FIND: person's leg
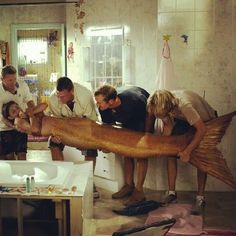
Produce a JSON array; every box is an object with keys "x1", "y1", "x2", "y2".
[
  {"x1": 167, "y1": 157, "x2": 178, "y2": 191},
  {"x1": 3, "y1": 153, "x2": 15, "y2": 160},
  {"x1": 163, "y1": 157, "x2": 178, "y2": 203},
  {"x1": 164, "y1": 119, "x2": 191, "y2": 203},
  {"x1": 191, "y1": 169, "x2": 207, "y2": 215},
  {"x1": 124, "y1": 157, "x2": 135, "y2": 186},
  {"x1": 197, "y1": 169, "x2": 207, "y2": 196},
  {"x1": 82, "y1": 149, "x2": 98, "y2": 172},
  {"x1": 17, "y1": 152, "x2": 26, "y2": 160},
  {"x1": 14, "y1": 130, "x2": 27, "y2": 160},
  {"x1": 0, "y1": 131, "x2": 16, "y2": 160},
  {"x1": 50, "y1": 147, "x2": 64, "y2": 161},
  {"x1": 83, "y1": 149, "x2": 99, "y2": 198},
  {"x1": 135, "y1": 158, "x2": 148, "y2": 191},
  {"x1": 124, "y1": 158, "x2": 148, "y2": 206},
  {"x1": 112, "y1": 157, "x2": 135, "y2": 199},
  {"x1": 48, "y1": 137, "x2": 64, "y2": 161}
]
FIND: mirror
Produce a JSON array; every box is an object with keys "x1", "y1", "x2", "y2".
[{"x1": 11, "y1": 23, "x2": 66, "y2": 104}]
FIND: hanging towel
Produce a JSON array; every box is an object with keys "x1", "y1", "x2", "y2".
[{"x1": 155, "y1": 41, "x2": 178, "y2": 91}]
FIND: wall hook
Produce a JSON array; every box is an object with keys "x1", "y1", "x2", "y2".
[
  {"x1": 163, "y1": 35, "x2": 171, "y2": 42},
  {"x1": 181, "y1": 34, "x2": 188, "y2": 44}
]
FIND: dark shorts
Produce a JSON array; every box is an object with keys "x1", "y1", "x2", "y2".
[
  {"x1": 171, "y1": 111, "x2": 218, "y2": 136},
  {"x1": 48, "y1": 136, "x2": 97, "y2": 158},
  {"x1": 171, "y1": 118, "x2": 193, "y2": 136},
  {"x1": 0, "y1": 130, "x2": 27, "y2": 155}
]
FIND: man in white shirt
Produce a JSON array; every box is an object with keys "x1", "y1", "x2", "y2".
[
  {"x1": 48, "y1": 76, "x2": 99, "y2": 196},
  {"x1": 0, "y1": 65, "x2": 35, "y2": 160}
]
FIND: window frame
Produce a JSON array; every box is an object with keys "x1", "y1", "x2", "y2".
[{"x1": 88, "y1": 26, "x2": 124, "y2": 90}]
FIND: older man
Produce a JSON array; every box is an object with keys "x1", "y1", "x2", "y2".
[{"x1": 0, "y1": 65, "x2": 35, "y2": 160}]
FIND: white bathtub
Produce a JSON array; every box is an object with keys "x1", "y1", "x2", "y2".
[{"x1": 0, "y1": 161, "x2": 74, "y2": 187}]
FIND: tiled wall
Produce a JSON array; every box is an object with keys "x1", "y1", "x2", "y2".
[
  {"x1": 65, "y1": 0, "x2": 157, "y2": 92},
  {"x1": 0, "y1": 5, "x2": 65, "y2": 99},
  {"x1": 0, "y1": 5, "x2": 65, "y2": 43},
  {"x1": 145, "y1": 0, "x2": 236, "y2": 191}
]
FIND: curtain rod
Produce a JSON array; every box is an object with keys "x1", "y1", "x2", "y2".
[{"x1": 0, "y1": 1, "x2": 77, "y2": 6}]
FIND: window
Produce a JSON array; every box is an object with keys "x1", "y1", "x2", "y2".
[
  {"x1": 88, "y1": 27, "x2": 123, "y2": 90},
  {"x1": 18, "y1": 38, "x2": 48, "y2": 65}
]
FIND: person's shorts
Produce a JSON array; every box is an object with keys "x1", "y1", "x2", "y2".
[
  {"x1": 0, "y1": 130, "x2": 27, "y2": 155},
  {"x1": 171, "y1": 118, "x2": 192, "y2": 136},
  {"x1": 48, "y1": 136, "x2": 97, "y2": 158}
]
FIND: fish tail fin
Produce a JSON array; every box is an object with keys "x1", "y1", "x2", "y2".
[{"x1": 190, "y1": 111, "x2": 236, "y2": 189}]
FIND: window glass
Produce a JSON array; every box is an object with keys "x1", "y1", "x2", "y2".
[
  {"x1": 18, "y1": 38, "x2": 48, "y2": 64},
  {"x1": 89, "y1": 27, "x2": 123, "y2": 90}
]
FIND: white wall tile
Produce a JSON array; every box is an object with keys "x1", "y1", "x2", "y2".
[
  {"x1": 175, "y1": 12, "x2": 195, "y2": 30},
  {"x1": 176, "y1": 0, "x2": 194, "y2": 11},
  {"x1": 195, "y1": 0, "x2": 214, "y2": 11},
  {"x1": 195, "y1": 30, "x2": 214, "y2": 49},
  {"x1": 158, "y1": 0, "x2": 176, "y2": 13},
  {"x1": 195, "y1": 11, "x2": 213, "y2": 30}
]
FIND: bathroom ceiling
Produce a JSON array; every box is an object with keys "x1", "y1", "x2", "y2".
[{"x1": 0, "y1": 0, "x2": 77, "y2": 6}]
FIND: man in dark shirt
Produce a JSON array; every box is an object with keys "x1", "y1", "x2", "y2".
[{"x1": 95, "y1": 85, "x2": 149, "y2": 206}]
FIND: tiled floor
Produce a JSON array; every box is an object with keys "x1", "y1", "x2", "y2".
[
  {"x1": 88, "y1": 188, "x2": 236, "y2": 235},
  {"x1": 2, "y1": 187, "x2": 236, "y2": 235},
  {"x1": 26, "y1": 149, "x2": 236, "y2": 231},
  {"x1": 2, "y1": 148, "x2": 236, "y2": 235}
]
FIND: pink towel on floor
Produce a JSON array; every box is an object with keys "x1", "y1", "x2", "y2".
[
  {"x1": 146, "y1": 204, "x2": 203, "y2": 235},
  {"x1": 167, "y1": 215, "x2": 203, "y2": 235},
  {"x1": 146, "y1": 204, "x2": 192, "y2": 224}
]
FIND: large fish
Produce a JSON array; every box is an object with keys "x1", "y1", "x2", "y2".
[{"x1": 36, "y1": 111, "x2": 236, "y2": 189}]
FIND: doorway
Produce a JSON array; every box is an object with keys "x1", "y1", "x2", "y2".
[{"x1": 11, "y1": 23, "x2": 66, "y2": 104}]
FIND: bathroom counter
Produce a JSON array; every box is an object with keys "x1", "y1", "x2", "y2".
[{"x1": 0, "y1": 161, "x2": 93, "y2": 236}]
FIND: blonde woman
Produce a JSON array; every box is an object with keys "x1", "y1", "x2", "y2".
[{"x1": 146, "y1": 89, "x2": 217, "y2": 214}]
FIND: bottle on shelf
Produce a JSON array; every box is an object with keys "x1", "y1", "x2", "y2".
[
  {"x1": 31, "y1": 176, "x2": 35, "y2": 191},
  {"x1": 26, "y1": 177, "x2": 31, "y2": 193}
]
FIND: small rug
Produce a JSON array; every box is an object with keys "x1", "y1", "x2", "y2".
[{"x1": 146, "y1": 204, "x2": 203, "y2": 235}]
